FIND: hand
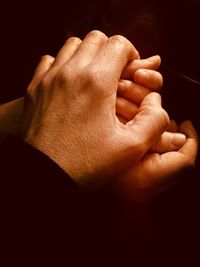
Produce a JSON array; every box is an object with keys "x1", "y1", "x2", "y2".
[
  {"x1": 114, "y1": 59, "x2": 199, "y2": 201},
  {"x1": 20, "y1": 30, "x2": 169, "y2": 188},
  {"x1": 114, "y1": 120, "x2": 198, "y2": 201},
  {"x1": 0, "y1": 38, "x2": 162, "y2": 140},
  {"x1": 0, "y1": 55, "x2": 54, "y2": 140},
  {"x1": 117, "y1": 56, "x2": 187, "y2": 153},
  {"x1": 117, "y1": 56, "x2": 163, "y2": 123},
  {"x1": 0, "y1": 54, "x2": 160, "y2": 138}
]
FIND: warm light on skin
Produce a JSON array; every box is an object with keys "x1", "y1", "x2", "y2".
[
  {"x1": 0, "y1": 33, "x2": 198, "y2": 200},
  {"x1": 0, "y1": 56, "x2": 161, "y2": 140},
  {"x1": 0, "y1": 97, "x2": 24, "y2": 139}
]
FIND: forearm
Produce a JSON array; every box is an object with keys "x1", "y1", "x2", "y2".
[{"x1": 0, "y1": 97, "x2": 24, "y2": 141}]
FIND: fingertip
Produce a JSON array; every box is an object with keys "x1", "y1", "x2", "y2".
[
  {"x1": 147, "y1": 55, "x2": 161, "y2": 65},
  {"x1": 150, "y1": 131, "x2": 186, "y2": 153},
  {"x1": 155, "y1": 54, "x2": 161, "y2": 64},
  {"x1": 171, "y1": 133, "x2": 187, "y2": 147},
  {"x1": 143, "y1": 91, "x2": 161, "y2": 104},
  {"x1": 178, "y1": 120, "x2": 199, "y2": 166},
  {"x1": 31, "y1": 54, "x2": 55, "y2": 86},
  {"x1": 122, "y1": 55, "x2": 161, "y2": 80},
  {"x1": 179, "y1": 120, "x2": 199, "y2": 140},
  {"x1": 134, "y1": 69, "x2": 163, "y2": 91},
  {"x1": 40, "y1": 55, "x2": 54, "y2": 64},
  {"x1": 180, "y1": 120, "x2": 193, "y2": 128}
]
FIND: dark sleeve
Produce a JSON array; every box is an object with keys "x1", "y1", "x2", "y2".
[
  {"x1": 0, "y1": 135, "x2": 103, "y2": 266},
  {"x1": 0, "y1": 134, "x2": 79, "y2": 192}
]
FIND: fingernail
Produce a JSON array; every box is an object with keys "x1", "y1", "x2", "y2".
[{"x1": 172, "y1": 133, "x2": 186, "y2": 146}]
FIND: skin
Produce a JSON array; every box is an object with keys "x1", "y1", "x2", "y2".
[
  {"x1": 0, "y1": 56, "x2": 161, "y2": 138},
  {"x1": 18, "y1": 30, "x2": 172, "y2": 189},
  {"x1": 0, "y1": 56, "x2": 185, "y2": 153},
  {"x1": 0, "y1": 98, "x2": 24, "y2": 141},
  {"x1": 0, "y1": 31, "x2": 198, "y2": 199},
  {"x1": 115, "y1": 66, "x2": 199, "y2": 201},
  {"x1": 114, "y1": 120, "x2": 199, "y2": 201}
]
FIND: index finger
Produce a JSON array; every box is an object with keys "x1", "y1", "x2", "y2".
[
  {"x1": 178, "y1": 120, "x2": 199, "y2": 164},
  {"x1": 150, "y1": 120, "x2": 198, "y2": 183},
  {"x1": 121, "y1": 55, "x2": 161, "y2": 80}
]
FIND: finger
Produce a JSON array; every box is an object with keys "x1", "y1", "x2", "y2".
[
  {"x1": 167, "y1": 120, "x2": 178, "y2": 132},
  {"x1": 121, "y1": 55, "x2": 161, "y2": 80},
  {"x1": 23, "y1": 55, "x2": 54, "y2": 137},
  {"x1": 118, "y1": 79, "x2": 151, "y2": 105},
  {"x1": 116, "y1": 97, "x2": 139, "y2": 121},
  {"x1": 134, "y1": 69, "x2": 163, "y2": 91},
  {"x1": 148, "y1": 121, "x2": 198, "y2": 184},
  {"x1": 178, "y1": 120, "x2": 199, "y2": 163},
  {"x1": 53, "y1": 37, "x2": 82, "y2": 68},
  {"x1": 116, "y1": 121, "x2": 198, "y2": 200},
  {"x1": 127, "y1": 92, "x2": 170, "y2": 153},
  {"x1": 117, "y1": 114, "x2": 128, "y2": 124},
  {"x1": 92, "y1": 35, "x2": 139, "y2": 85},
  {"x1": 67, "y1": 31, "x2": 108, "y2": 68},
  {"x1": 32, "y1": 55, "x2": 54, "y2": 83},
  {"x1": 28, "y1": 55, "x2": 54, "y2": 91},
  {"x1": 150, "y1": 131, "x2": 186, "y2": 153}
]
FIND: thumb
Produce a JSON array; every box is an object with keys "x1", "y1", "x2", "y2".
[
  {"x1": 127, "y1": 92, "x2": 170, "y2": 155},
  {"x1": 150, "y1": 131, "x2": 186, "y2": 153}
]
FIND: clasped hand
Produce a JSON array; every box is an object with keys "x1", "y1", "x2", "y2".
[{"x1": 1, "y1": 30, "x2": 198, "y2": 200}]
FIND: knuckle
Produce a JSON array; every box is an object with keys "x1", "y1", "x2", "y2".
[
  {"x1": 160, "y1": 108, "x2": 170, "y2": 126},
  {"x1": 82, "y1": 66, "x2": 98, "y2": 84},
  {"x1": 153, "y1": 107, "x2": 170, "y2": 127},
  {"x1": 55, "y1": 66, "x2": 72, "y2": 86},
  {"x1": 40, "y1": 54, "x2": 54, "y2": 63},
  {"x1": 80, "y1": 65, "x2": 105, "y2": 93},
  {"x1": 87, "y1": 63, "x2": 103, "y2": 78},
  {"x1": 86, "y1": 30, "x2": 107, "y2": 40},
  {"x1": 109, "y1": 35, "x2": 136, "y2": 58},
  {"x1": 118, "y1": 80, "x2": 128, "y2": 93},
  {"x1": 40, "y1": 75, "x2": 50, "y2": 90},
  {"x1": 109, "y1": 35, "x2": 129, "y2": 47},
  {"x1": 134, "y1": 50, "x2": 140, "y2": 59},
  {"x1": 66, "y1": 36, "x2": 82, "y2": 46}
]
